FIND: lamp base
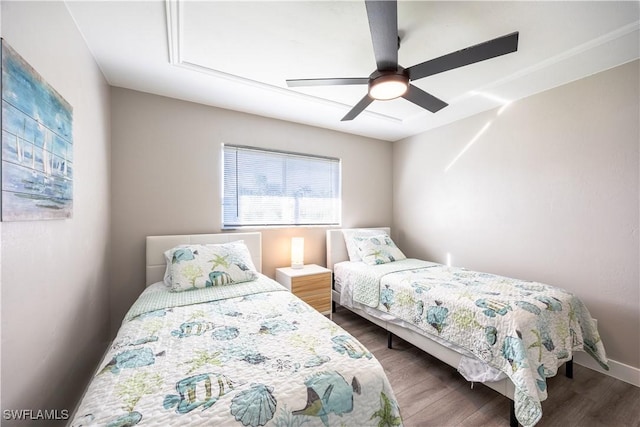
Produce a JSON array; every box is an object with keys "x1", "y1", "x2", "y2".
[{"x1": 291, "y1": 262, "x2": 304, "y2": 269}]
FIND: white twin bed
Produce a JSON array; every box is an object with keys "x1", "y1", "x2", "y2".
[
  {"x1": 326, "y1": 228, "x2": 609, "y2": 427},
  {"x1": 70, "y1": 229, "x2": 607, "y2": 427},
  {"x1": 70, "y1": 232, "x2": 402, "y2": 427}
]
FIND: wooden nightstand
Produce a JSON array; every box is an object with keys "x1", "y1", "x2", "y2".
[{"x1": 275, "y1": 264, "x2": 332, "y2": 316}]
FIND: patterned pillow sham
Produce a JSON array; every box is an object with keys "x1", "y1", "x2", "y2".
[
  {"x1": 164, "y1": 241, "x2": 258, "y2": 292},
  {"x1": 342, "y1": 228, "x2": 389, "y2": 262},
  {"x1": 353, "y1": 234, "x2": 406, "y2": 265}
]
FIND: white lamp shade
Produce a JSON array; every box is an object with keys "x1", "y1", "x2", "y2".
[
  {"x1": 368, "y1": 74, "x2": 409, "y2": 100},
  {"x1": 291, "y1": 237, "x2": 304, "y2": 269}
]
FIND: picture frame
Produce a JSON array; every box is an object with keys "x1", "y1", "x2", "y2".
[{"x1": 1, "y1": 39, "x2": 74, "y2": 221}]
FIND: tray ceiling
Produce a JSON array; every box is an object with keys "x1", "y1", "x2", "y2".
[{"x1": 66, "y1": 1, "x2": 639, "y2": 141}]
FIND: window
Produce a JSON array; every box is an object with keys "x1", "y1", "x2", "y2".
[{"x1": 222, "y1": 145, "x2": 341, "y2": 228}]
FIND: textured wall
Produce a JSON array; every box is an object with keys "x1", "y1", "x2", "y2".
[
  {"x1": 1, "y1": 0, "x2": 111, "y2": 420},
  {"x1": 109, "y1": 88, "x2": 392, "y2": 335},
  {"x1": 393, "y1": 60, "x2": 639, "y2": 370}
]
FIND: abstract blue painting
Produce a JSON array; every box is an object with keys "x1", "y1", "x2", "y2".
[{"x1": 1, "y1": 40, "x2": 73, "y2": 220}]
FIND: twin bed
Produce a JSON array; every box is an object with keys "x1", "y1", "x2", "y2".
[
  {"x1": 70, "y1": 232, "x2": 402, "y2": 427},
  {"x1": 71, "y1": 229, "x2": 608, "y2": 427},
  {"x1": 327, "y1": 228, "x2": 609, "y2": 427}
]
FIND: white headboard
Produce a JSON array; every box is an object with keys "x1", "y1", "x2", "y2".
[
  {"x1": 326, "y1": 227, "x2": 390, "y2": 271},
  {"x1": 145, "y1": 232, "x2": 262, "y2": 286}
]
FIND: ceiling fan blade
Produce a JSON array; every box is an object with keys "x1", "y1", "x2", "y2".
[
  {"x1": 402, "y1": 84, "x2": 448, "y2": 113},
  {"x1": 365, "y1": 0, "x2": 399, "y2": 72},
  {"x1": 341, "y1": 94, "x2": 374, "y2": 121},
  {"x1": 407, "y1": 32, "x2": 519, "y2": 81},
  {"x1": 286, "y1": 77, "x2": 369, "y2": 87}
]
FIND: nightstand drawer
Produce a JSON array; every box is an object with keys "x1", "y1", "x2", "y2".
[
  {"x1": 275, "y1": 265, "x2": 332, "y2": 315},
  {"x1": 293, "y1": 273, "x2": 331, "y2": 313},
  {"x1": 291, "y1": 272, "x2": 331, "y2": 293}
]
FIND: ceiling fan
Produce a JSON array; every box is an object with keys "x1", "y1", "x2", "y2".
[{"x1": 286, "y1": 0, "x2": 519, "y2": 121}]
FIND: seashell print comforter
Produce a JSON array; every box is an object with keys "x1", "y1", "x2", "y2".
[
  {"x1": 338, "y1": 258, "x2": 608, "y2": 427},
  {"x1": 70, "y1": 274, "x2": 402, "y2": 427}
]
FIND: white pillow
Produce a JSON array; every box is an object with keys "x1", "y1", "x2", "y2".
[
  {"x1": 353, "y1": 234, "x2": 406, "y2": 265},
  {"x1": 163, "y1": 241, "x2": 258, "y2": 292},
  {"x1": 342, "y1": 229, "x2": 389, "y2": 262}
]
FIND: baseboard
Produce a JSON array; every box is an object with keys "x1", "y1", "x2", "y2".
[{"x1": 573, "y1": 352, "x2": 640, "y2": 387}]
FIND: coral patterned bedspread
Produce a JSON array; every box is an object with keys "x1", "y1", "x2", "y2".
[
  {"x1": 338, "y1": 259, "x2": 608, "y2": 427},
  {"x1": 70, "y1": 275, "x2": 402, "y2": 427}
]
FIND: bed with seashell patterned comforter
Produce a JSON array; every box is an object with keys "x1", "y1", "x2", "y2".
[
  {"x1": 335, "y1": 258, "x2": 608, "y2": 427},
  {"x1": 70, "y1": 275, "x2": 402, "y2": 427}
]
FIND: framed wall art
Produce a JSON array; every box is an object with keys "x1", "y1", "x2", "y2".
[{"x1": 1, "y1": 39, "x2": 73, "y2": 221}]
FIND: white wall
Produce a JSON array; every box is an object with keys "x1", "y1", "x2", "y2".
[
  {"x1": 0, "y1": 1, "x2": 3, "y2": 411},
  {"x1": 1, "y1": 1, "x2": 111, "y2": 419},
  {"x1": 109, "y1": 87, "x2": 392, "y2": 335},
  {"x1": 393, "y1": 60, "x2": 639, "y2": 373}
]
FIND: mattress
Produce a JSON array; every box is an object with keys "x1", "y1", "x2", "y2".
[
  {"x1": 70, "y1": 275, "x2": 402, "y2": 427},
  {"x1": 334, "y1": 259, "x2": 608, "y2": 427},
  {"x1": 336, "y1": 260, "x2": 484, "y2": 358}
]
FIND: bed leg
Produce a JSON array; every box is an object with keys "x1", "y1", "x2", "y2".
[
  {"x1": 510, "y1": 400, "x2": 518, "y2": 427},
  {"x1": 387, "y1": 332, "x2": 393, "y2": 349},
  {"x1": 566, "y1": 358, "x2": 573, "y2": 379}
]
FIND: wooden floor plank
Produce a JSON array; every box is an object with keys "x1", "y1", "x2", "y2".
[
  {"x1": 461, "y1": 393, "x2": 511, "y2": 427},
  {"x1": 332, "y1": 306, "x2": 640, "y2": 427}
]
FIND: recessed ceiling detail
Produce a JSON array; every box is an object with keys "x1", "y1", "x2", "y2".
[
  {"x1": 164, "y1": 0, "x2": 405, "y2": 123},
  {"x1": 66, "y1": 0, "x2": 640, "y2": 141}
]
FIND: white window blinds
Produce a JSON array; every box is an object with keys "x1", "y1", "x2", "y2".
[{"x1": 222, "y1": 145, "x2": 341, "y2": 228}]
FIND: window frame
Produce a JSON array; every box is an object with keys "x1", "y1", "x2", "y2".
[{"x1": 221, "y1": 144, "x2": 342, "y2": 229}]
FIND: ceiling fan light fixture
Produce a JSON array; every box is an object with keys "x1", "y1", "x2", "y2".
[
  {"x1": 286, "y1": 1, "x2": 519, "y2": 121},
  {"x1": 368, "y1": 73, "x2": 409, "y2": 100}
]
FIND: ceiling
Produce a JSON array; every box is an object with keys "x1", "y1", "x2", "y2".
[{"x1": 65, "y1": 1, "x2": 639, "y2": 142}]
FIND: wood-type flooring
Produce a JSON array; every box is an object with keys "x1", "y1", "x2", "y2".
[{"x1": 331, "y1": 306, "x2": 640, "y2": 427}]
